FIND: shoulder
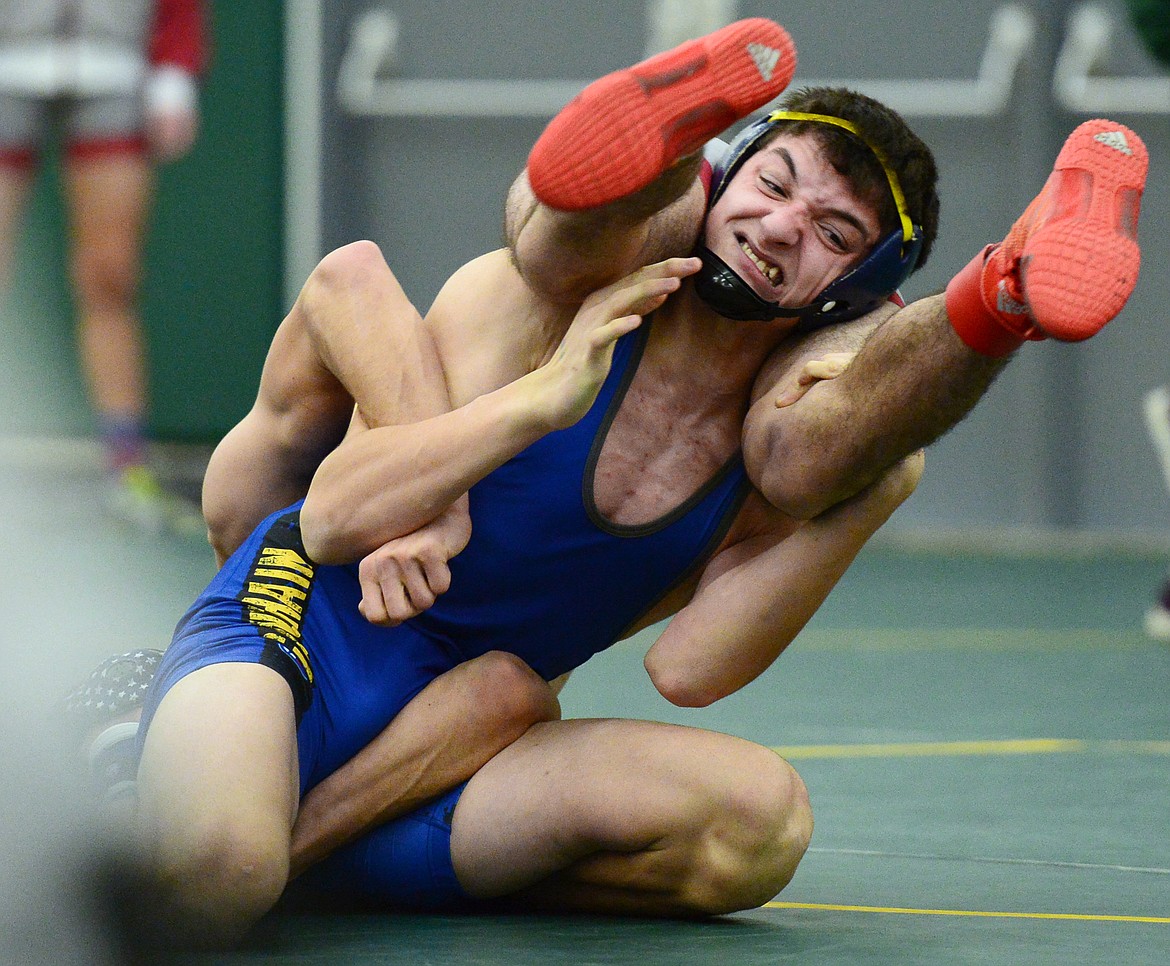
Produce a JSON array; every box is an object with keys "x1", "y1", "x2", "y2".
[{"x1": 426, "y1": 249, "x2": 574, "y2": 404}]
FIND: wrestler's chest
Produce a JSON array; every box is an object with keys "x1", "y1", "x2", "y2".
[{"x1": 591, "y1": 388, "x2": 740, "y2": 526}]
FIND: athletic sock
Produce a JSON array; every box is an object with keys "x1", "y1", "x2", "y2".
[
  {"x1": 527, "y1": 18, "x2": 796, "y2": 211},
  {"x1": 99, "y1": 413, "x2": 149, "y2": 474},
  {"x1": 945, "y1": 119, "x2": 1147, "y2": 357}
]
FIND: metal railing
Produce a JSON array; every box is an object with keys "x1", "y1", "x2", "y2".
[{"x1": 337, "y1": 4, "x2": 1037, "y2": 120}]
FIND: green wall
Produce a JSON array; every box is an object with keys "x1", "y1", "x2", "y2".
[{"x1": 145, "y1": 0, "x2": 285, "y2": 442}]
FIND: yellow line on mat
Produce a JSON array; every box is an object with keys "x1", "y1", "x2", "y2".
[
  {"x1": 766, "y1": 902, "x2": 1170, "y2": 924},
  {"x1": 771, "y1": 739, "x2": 1170, "y2": 759}
]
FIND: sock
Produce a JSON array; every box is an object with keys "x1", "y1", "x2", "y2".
[{"x1": 99, "y1": 414, "x2": 148, "y2": 473}]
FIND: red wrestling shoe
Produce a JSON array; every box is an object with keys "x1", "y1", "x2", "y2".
[
  {"x1": 528, "y1": 18, "x2": 796, "y2": 211},
  {"x1": 947, "y1": 119, "x2": 1148, "y2": 356}
]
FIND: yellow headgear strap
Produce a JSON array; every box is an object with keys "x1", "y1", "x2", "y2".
[{"x1": 766, "y1": 110, "x2": 917, "y2": 244}]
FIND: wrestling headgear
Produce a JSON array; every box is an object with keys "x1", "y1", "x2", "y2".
[{"x1": 694, "y1": 110, "x2": 923, "y2": 329}]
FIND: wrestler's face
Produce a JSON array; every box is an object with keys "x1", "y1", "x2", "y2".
[{"x1": 703, "y1": 132, "x2": 882, "y2": 311}]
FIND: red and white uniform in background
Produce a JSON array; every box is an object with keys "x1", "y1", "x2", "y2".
[{"x1": 0, "y1": 0, "x2": 208, "y2": 117}]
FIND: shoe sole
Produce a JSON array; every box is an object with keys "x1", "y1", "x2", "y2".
[
  {"x1": 528, "y1": 18, "x2": 796, "y2": 211},
  {"x1": 1022, "y1": 119, "x2": 1148, "y2": 340}
]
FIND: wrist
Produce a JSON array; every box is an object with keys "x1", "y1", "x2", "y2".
[{"x1": 508, "y1": 366, "x2": 572, "y2": 434}]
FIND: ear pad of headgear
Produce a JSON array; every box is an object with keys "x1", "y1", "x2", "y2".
[{"x1": 789, "y1": 228, "x2": 922, "y2": 330}]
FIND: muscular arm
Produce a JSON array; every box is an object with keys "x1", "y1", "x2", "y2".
[
  {"x1": 202, "y1": 241, "x2": 452, "y2": 564},
  {"x1": 300, "y1": 257, "x2": 701, "y2": 563},
  {"x1": 644, "y1": 452, "x2": 923, "y2": 707},
  {"x1": 744, "y1": 293, "x2": 1009, "y2": 521}
]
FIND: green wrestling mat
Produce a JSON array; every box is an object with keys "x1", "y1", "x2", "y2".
[
  {"x1": 190, "y1": 545, "x2": 1170, "y2": 965},
  {"x1": 2, "y1": 448, "x2": 1167, "y2": 965}
]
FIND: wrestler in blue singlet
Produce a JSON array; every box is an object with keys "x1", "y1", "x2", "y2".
[{"x1": 139, "y1": 317, "x2": 750, "y2": 907}]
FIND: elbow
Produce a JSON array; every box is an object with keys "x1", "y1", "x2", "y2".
[
  {"x1": 298, "y1": 489, "x2": 355, "y2": 565},
  {"x1": 302, "y1": 240, "x2": 387, "y2": 315},
  {"x1": 298, "y1": 240, "x2": 398, "y2": 359},
  {"x1": 645, "y1": 653, "x2": 726, "y2": 709}
]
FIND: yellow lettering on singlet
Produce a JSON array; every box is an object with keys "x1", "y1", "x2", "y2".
[
  {"x1": 252, "y1": 564, "x2": 311, "y2": 589},
  {"x1": 245, "y1": 580, "x2": 307, "y2": 613},
  {"x1": 240, "y1": 595, "x2": 300, "y2": 637},
  {"x1": 256, "y1": 547, "x2": 314, "y2": 582},
  {"x1": 241, "y1": 543, "x2": 316, "y2": 684}
]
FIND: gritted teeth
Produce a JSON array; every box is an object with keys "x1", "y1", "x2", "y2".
[{"x1": 740, "y1": 239, "x2": 781, "y2": 285}]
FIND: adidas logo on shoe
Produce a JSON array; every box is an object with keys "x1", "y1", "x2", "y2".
[
  {"x1": 747, "y1": 42, "x2": 781, "y2": 81},
  {"x1": 996, "y1": 280, "x2": 1027, "y2": 316},
  {"x1": 1094, "y1": 130, "x2": 1133, "y2": 155}
]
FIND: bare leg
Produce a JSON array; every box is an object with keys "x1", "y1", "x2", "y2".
[
  {"x1": 135, "y1": 663, "x2": 298, "y2": 947},
  {"x1": 749, "y1": 293, "x2": 1004, "y2": 519},
  {"x1": 117, "y1": 649, "x2": 555, "y2": 945},
  {"x1": 62, "y1": 152, "x2": 154, "y2": 456},
  {"x1": 290, "y1": 650, "x2": 560, "y2": 879},
  {"x1": 450, "y1": 718, "x2": 813, "y2": 916},
  {"x1": 508, "y1": 18, "x2": 796, "y2": 304},
  {"x1": 751, "y1": 120, "x2": 1148, "y2": 520}
]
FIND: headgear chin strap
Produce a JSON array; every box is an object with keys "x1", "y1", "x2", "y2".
[{"x1": 694, "y1": 110, "x2": 923, "y2": 328}]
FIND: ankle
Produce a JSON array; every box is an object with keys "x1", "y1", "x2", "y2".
[
  {"x1": 99, "y1": 414, "x2": 148, "y2": 473},
  {"x1": 944, "y1": 244, "x2": 1043, "y2": 357}
]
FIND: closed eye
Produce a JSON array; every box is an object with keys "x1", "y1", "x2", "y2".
[
  {"x1": 760, "y1": 175, "x2": 787, "y2": 198},
  {"x1": 821, "y1": 225, "x2": 848, "y2": 252}
]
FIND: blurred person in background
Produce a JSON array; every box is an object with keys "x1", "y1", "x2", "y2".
[{"x1": 0, "y1": 0, "x2": 208, "y2": 531}]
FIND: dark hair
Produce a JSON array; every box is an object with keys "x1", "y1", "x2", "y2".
[{"x1": 766, "y1": 86, "x2": 941, "y2": 270}]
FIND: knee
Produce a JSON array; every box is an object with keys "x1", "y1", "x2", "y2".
[
  {"x1": 149, "y1": 818, "x2": 289, "y2": 947},
  {"x1": 470, "y1": 651, "x2": 561, "y2": 736},
  {"x1": 689, "y1": 751, "x2": 813, "y2": 914},
  {"x1": 70, "y1": 243, "x2": 140, "y2": 310},
  {"x1": 301, "y1": 240, "x2": 389, "y2": 313}
]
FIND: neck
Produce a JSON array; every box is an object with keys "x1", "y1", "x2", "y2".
[{"x1": 651, "y1": 283, "x2": 793, "y2": 381}]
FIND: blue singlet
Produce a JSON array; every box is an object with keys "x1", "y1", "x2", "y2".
[{"x1": 139, "y1": 318, "x2": 750, "y2": 907}]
